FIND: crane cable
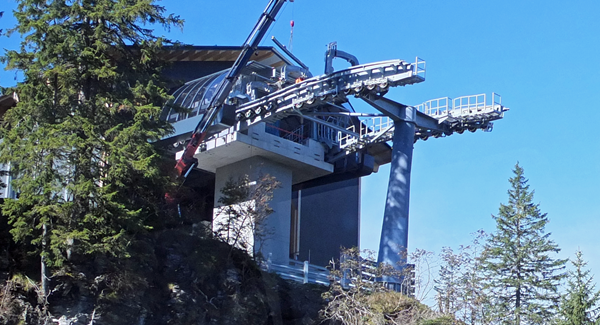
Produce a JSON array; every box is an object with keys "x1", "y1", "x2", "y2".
[{"x1": 288, "y1": 0, "x2": 295, "y2": 52}]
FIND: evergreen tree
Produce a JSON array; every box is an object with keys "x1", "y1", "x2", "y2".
[
  {"x1": 0, "y1": 0, "x2": 182, "y2": 297},
  {"x1": 480, "y1": 163, "x2": 567, "y2": 324},
  {"x1": 558, "y1": 250, "x2": 600, "y2": 325}
]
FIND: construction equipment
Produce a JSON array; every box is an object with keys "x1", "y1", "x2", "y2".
[{"x1": 173, "y1": 0, "x2": 289, "y2": 178}]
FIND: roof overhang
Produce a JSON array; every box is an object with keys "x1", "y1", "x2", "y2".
[
  {"x1": 159, "y1": 45, "x2": 293, "y2": 68},
  {"x1": 0, "y1": 93, "x2": 18, "y2": 119}
]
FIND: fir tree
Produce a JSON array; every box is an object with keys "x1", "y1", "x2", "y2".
[
  {"x1": 481, "y1": 163, "x2": 567, "y2": 324},
  {"x1": 0, "y1": 0, "x2": 182, "y2": 297},
  {"x1": 558, "y1": 250, "x2": 600, "y2": 325}
]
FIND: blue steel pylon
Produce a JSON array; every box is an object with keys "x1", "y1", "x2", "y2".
[
  {"x1": 378, "y1": 121, "x2": 414, "y2": 286},
  {"x1": 361, "y1": 94, "x2": 448, "y2": 289}
]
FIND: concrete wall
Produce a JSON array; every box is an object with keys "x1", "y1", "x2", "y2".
[
  {"x1": 0, "y1": 163, "x2": 13, "y2": 199},
  {"x1": 296, "y1": 178, "x2": 360, "y2": 267},
  {"x1": 214, "y1": 156, "x2": 292, "y2": 264}
]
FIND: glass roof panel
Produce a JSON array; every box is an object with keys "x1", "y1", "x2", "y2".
[{"x1": 162, "y1": 70, "x2": 229, "y2": 123}]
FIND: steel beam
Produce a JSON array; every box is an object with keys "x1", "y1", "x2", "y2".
[{"x1": 362, "y1": 94, "x2": 448, "y2": 132}]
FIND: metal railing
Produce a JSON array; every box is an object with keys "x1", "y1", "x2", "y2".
[
  {"x1": 338, "y1": 93, "x2": 505, "y2": 151},
  {"x1": 415, "y1": 57, "x2": 426, "y2": 80},
  {"x1": 414, "y1": 97, "x2": 451, "y2": 116},
  {"x1": 263, "y1": 259, "x2": 330, "y2": 286},
  {"x1": 314, "y1": 116, "x2": 353, "y2": 147},
  {"x1": 315, "y1": 123, "x2": 341, "y2": 146},
  {"x1": 262, "y1": 258, "x2": 415, "y2": 296},
  {"x1": 415, "y1": 93, "x2": 504, "y2": 119},
  {"x1": 265, "y1": 123, "x2": 306, "y2": 145},
  {"x1": 339, "y1": 258, "x2": 415, "y2": 296},
  {"x1": 454, "y1": 93, "x2": 486, "y2": 115},
  {"x1": 339, "y1": 115, "x2": 393, "y2": 150}
]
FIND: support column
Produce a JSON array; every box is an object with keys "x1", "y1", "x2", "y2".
[
  {"x1": 377, "y1": 120, "x2": 415, "y2": 284},
  {"x1": 214, "y1": 156, "x2": 292, "y2": 265}
]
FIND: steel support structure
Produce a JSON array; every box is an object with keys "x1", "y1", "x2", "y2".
[
  {"x1": 378, "y1": 121, "x2": 414, "y2": 286},
  {"x1": 361, "y1": 94, "x2": 443, "y2": 288}
]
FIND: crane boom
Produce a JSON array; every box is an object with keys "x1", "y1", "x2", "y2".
[{"x1": 174, "y1": 0, "x2": 288, "y2": 176}]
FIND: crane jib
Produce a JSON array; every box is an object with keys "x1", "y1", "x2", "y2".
[{"x1": 175, "y1": 0, "x2": 289, "y2": 178}]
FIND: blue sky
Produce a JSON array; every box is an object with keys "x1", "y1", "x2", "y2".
[{"x1": 2, "y1": 0, "x2": 600, "y2": 280}]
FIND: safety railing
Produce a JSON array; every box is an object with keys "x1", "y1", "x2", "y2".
[
  {"x1": 338, "y1": 257, "x2": 416, "y2": 296},
  {"x1": 265, "y1": 123, "x2": 306, "y2": 145},
  {"x1": 338, "y1": 126, "x2": 357, "y2": 149},
  {"x1": 453, "y1": 93, "x2": 486, "y2": 116},
  {"x1": 263, "y1": 259, "x2": 330, "y2": 286},
  {"x1": 339, "y1": 116, "x2": 393, "y2": 150},
  {"x1": 262, "y1": 257, "x2": 415, "y2": 296},
  {"x1": 316, "y1": 123, "x2": 341, "y2": 146},
  {"x1": 414, "y1": 97, "x2": 451, "y2": 116},
  {"x1": 415, "y1": 57, "x2": 426, "y2": 80},
  {"x1": 493, "y1": 92, "x2": 502, "y2": 106},
  {"x1": 359, "y1": 116, "x2": 393, "y2": 137},
  {"x1": 414, "y1": 93, "x2": 504, "y2": 119},
  {"x1": 313, "y1": 116, "x2": 353, "y2": 147}
]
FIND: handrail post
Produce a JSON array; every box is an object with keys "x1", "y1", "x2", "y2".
[
  {"x1": 266, "y1": 253, "x2": 272, "y2": 271},
  {"x1": 303, "y1": 261, "x2": 309, "y2": 284}
]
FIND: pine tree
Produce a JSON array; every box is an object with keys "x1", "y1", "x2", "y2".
[
  {"x1": 558, "y1": 250, "x2": 600, "y2": 325},
  {"x1": 0, "y1": 0, "x2": 182, "y2": 297},
  {"x1": 481, "y1": 163, "x2": 567, "y2": 324}
]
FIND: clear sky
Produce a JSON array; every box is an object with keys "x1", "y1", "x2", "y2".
[{"x1": 2, "y1": 0, "x2": 600, "y2": 285}]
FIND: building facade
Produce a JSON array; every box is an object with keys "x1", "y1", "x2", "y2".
[{"x1": 160, "y1": 46, "x2": 391, "y2": 267}]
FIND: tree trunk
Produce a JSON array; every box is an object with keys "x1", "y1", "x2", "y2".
[{"x1": 41, "y1": 223, "x2": 49, "y2": 299}]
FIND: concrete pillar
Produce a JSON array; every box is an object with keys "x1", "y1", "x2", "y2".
[
  {"x1": 377, "y1": 121, "x2": 415, "y2": 284},
  {"x1": 214, "y1": 156, "x2": 292, "y2": 264}
]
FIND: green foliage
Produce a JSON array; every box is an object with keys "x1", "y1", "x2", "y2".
[
  {"x1": 419, "y1": 315, "x2": 458, "y2": 325},
  {"x1": 480, "y1": 163, "x2": 567, "y2": 324},
  {"x1": 9, "y1": 273, "x2": 38, "y2": 292},
  {"x1": 0, "y1": 0, "x2": 182, "y2": 271},
  {"x1": 558, "y1": 250, "x2": 600, "y2": 325},
  {"x1": 0, "y1": 273, "x2": 46, "y2": 324}
]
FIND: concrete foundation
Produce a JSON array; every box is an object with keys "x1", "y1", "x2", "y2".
[{"x1": 214, "y1": 156, "x2": 292, "y2": 264}]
